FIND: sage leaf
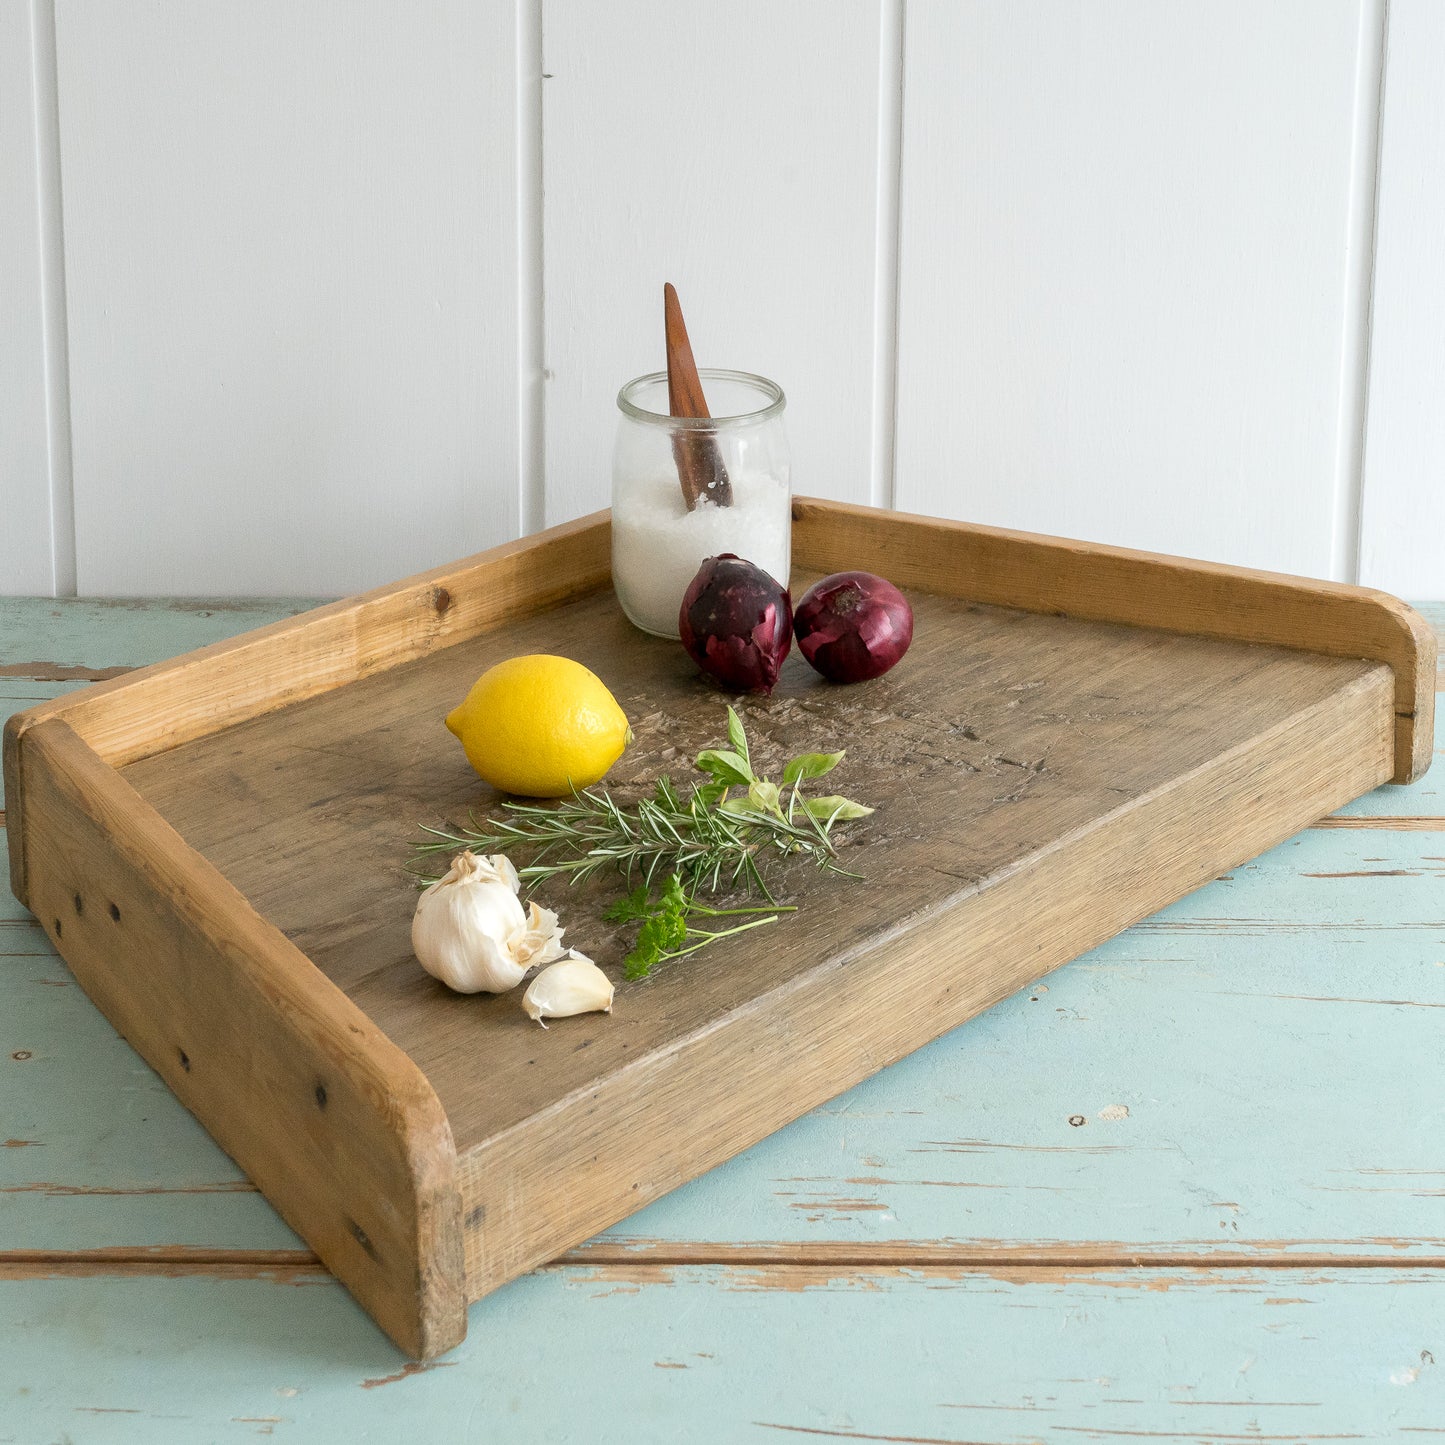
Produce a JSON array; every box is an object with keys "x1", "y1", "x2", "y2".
[
  {"x1": 695, "y1": 749, "x2": 754, "y2": 787},
  {"x1": 782, "y1": 750, "x2": 846, "y2": 785},
  {"x1": 804, "y1": 795, "x2": 875, "y2": 822},
  {"x1": 726, "y1": 706, "x2": 751, "y2": 768}
]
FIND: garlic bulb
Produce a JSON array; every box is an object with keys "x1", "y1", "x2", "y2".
[
  {"x1": 521, "y1": 951, "x2": 615, "y2": 1027},
  {"x1": 412, "y1": 850, "x2": 566, "y2": 993}
]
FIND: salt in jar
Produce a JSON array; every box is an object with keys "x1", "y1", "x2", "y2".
[{"x1": 612, "y1": 369, "x2": 790, "y2": 639}]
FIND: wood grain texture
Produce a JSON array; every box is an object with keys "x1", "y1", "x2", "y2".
[
  {"x1": 111, "y1": 579, "x2": 1394, "y2": 1310},
  {"x1": 540, "y1": 0, "x2": 886, "y2": 520},
  {"x1": 10, "y1": 718, "x2": 464, "y2": 1358},
  {"x1": 792, "y1": 496, "x2": 1436, "y2": 782},
  {"x1": 51, "y1": 0, "x2": 521, "y2": 597},
  {"x1": 0, "y1": 1, "x2": 57, "y2": 595},
  {"x1": 895, "y1": 0, "x2": 1372, "y2": 579},
  {"x1": 6, "y1": 1268, "x2": 1445, "y2": 1439},
  {"x1": 1358, "y1": 0, "x2": 1445, "y2": 596}
]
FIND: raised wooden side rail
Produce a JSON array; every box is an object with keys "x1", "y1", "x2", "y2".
[
  {"x1": 11, "y1": 718, "x2": 465, "y2": 1359},
  {"x1": 791, "y1": 498, "x2": 1436, "y2": 785}
]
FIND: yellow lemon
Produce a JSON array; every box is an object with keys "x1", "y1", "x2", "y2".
[{"x1": 445, "y1": 655, "x2": 630, "y2": 797}]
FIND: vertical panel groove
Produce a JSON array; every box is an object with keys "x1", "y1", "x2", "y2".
[
  {"x1": 870, "y1": 0, "x2": 906, "y2": 511},
  {"x1": 30, "y1": 0, "x2": 75, "y2": 597},
  {"x1": 517, "y1": 0, "x2": 545, "y2": 537},
  {"x1": 1335, "y1": 0, "x2": 1389, "y2": 585}
]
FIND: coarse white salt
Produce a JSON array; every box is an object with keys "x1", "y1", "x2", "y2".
[{"x1": 612, "y1": 468, "x2": 791, "y2": 638}]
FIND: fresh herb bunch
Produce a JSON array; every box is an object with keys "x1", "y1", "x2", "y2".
[
  {"x1": 415, "y1": 707, "x2": 873, "y2": 903},
  {"x1": 603, "y1": 873, "x2": 794, "y2": 981}
]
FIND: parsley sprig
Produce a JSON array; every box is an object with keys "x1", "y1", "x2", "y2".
[{"x1": 603, "y1": 873, "x2": 794, "y2": 981}]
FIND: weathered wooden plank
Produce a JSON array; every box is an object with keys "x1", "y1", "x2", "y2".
[{"x1": 3, "y1": 1267, "x2": 1445, "y2": 1439}]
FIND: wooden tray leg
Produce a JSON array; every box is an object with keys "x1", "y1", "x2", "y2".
[{"x1": 6, "y1": 717, "x2": 466, "y2": 1359}]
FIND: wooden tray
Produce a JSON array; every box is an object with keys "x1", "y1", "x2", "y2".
[{"x1": 4, "y1": 499, "x2": 1434, "y2": 1359}]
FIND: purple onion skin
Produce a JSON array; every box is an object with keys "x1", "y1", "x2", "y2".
[
  {"x1": 678, "y1": 554, "x2": 793, "y2": 695},
  {"x1": 794, "y1": 571, "x2": 914, "y2": 683}
]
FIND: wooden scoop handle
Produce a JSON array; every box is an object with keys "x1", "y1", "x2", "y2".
[{"x1": 664, "y1": 282, "x2": 732, "y2": 509}]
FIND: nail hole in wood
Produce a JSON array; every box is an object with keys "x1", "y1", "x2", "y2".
[
  {"x1": 314, "y1": 1082, "x2": 328, "y2": 1109},
  {"x1": 1068, "y1": 1114, "x2": 1086, "y2": 1127},
  {"x1": 109, "y1": 902, "x2": 121, "y2": 922},
  {"x1": 73, "y1": 893, "x2": 83, "y2": 916},
  {"x1": 432, "y1": 586, "x2": 453, "y2": 615},
  {"x1": 178, "y1": 1049, "x2": 191, "y2": 1072},
  {"x1": 350, "y1": 1220, "x2": 380, "y2": 1262},
  {"x1": 53, "y1": 918, "x2": 61, "y2": 938}
]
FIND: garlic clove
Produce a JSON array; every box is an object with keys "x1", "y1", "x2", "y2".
[
  {"x1": 413, "y1": 849, "x2": 541, "y2": 993},
  {"x1": 489, "y1": 853, "x2": 523, "y2": 894},
  {"x1": 521, "y1": 952, "x2": 615, "y2": 1027},
  {"x1": 511, "y1": 901, "x2": 568, "y2": 970}
]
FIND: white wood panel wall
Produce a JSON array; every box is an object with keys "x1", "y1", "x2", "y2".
[
  {"x1": 539, "y1": 0, "x2": 892, "y2": 524},
  {"x1": 0, "y1": 0, "x2": 60, "y2": 594},
  {"x1": 896, "y1": 0, "x2": 1377, "y2": 579},
  {"x1": 1358, "y1": 0, "x2": 1445, "y2": 597},
  {"x1": 51, "y1": 0, "x2": 522, "y2": 597},
  {"x1": 0, "y1": 0, "x2": 1441, "y2": 597}
]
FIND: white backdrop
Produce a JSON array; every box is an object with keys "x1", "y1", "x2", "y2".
[{"x1": 2, "y1": 0, "x2": 1441, "y2": 598}]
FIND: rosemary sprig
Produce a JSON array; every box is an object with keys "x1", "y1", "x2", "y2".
[{"x1": 413, "y1": 707, "x2": 873, "y2": 901}]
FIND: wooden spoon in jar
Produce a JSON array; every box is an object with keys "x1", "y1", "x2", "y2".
[{"x1": 664, "y1": 282, "x2": 732, "y2": 509}]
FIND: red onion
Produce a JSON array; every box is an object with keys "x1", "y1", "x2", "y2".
[
  {"x1": 794, "y1": 571, "x2": 913, "y2": 683},
  {"x1": 678, "y1": 554, "x2": 792, "y2": 695}
]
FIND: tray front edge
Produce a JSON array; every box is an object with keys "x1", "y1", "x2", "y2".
[{"x1": 456, "y1": 663, "x2": 1395, "y2": 1299}]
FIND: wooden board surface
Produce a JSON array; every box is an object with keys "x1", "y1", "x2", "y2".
[
  {"x1": 3, "y1": 598, "x2": 1445, "y2": 1436},
  {"x1": 117, "y1": 586, "x2": 1388, "y2": 1135},
  {"x1": 111, "y1": 578, "x2": 1397, "y2": 1305}
]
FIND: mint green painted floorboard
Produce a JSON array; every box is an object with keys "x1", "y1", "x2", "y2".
[
  {"x1": 0, "y1": 598, "x2": 319, "y2": 673},
  {"x1": 2, "y1": 1267, "x2": 1443, "y2": 1442}
]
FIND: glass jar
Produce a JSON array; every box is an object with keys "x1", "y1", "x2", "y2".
[{"x1": 612, "y1": 369, "x2": 790, "y2": 638}]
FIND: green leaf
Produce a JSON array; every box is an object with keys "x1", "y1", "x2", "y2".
[
  {"x1": 603, "y1": 883, "x2": 652, "y2": 924},
  {"x1": 726, "y1": 706, "x2": 750, "y2": 767},
  {"x1": 695, "y1": 780, "x2": 728, "y2": 808},
  {"x1": 660, "y1": 873, "x2": 689, "y2": 914},
  {"x1": 782, "y1": 750, "x2": 845, "y2": 786},
  {"x1": 718, "y1": 796, "x2": 765, "y2": 819},
  {"x1": 804, "y1": 795, "x2": 875, "y2": 822},
  {"x1": 623, "y1": 935, "x2": 661, "y2": 981},
  {"x1": 748, "y1": 780, "x2": 782, "y2": 815},
  {"x1": 695, "y1": 749, "x2": 754, "y2": 787}
]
